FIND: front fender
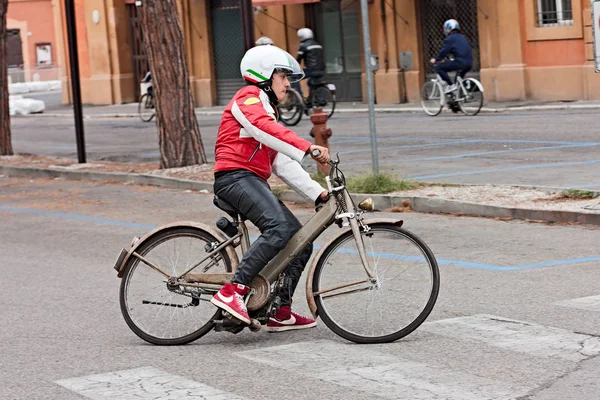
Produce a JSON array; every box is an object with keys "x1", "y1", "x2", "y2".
[
  {"x1": 305, "y1": 218, "x2": 403, "y2": 318},
  {"x1": 115, "y1": 221, "x2": 239, "y2": 278}
]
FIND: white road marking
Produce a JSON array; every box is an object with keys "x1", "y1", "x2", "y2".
[
  {"x1": 55, "y1": 367, "x2": 249, "y2": 400},
  {"x1": 421, "y1": 314, "x2": 600, "y2": 362},
  {"x1": 237, "y1": 340, "x2": 529, "y2": 400},
  {"x1": 555, "y1": 295, "x2": 600, "y2": 312}
]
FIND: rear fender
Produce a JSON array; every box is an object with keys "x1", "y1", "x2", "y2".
[{"x1": 115, "y1": 221, "x2": 239, "y2": 278}]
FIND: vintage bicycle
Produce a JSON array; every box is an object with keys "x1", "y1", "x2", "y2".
[{"x1": 113, "y1": 154, "x2": 439, "y2": 345}]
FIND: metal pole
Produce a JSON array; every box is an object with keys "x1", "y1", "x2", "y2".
[
  {"x1": 64, "y1": 0, "x2": 86, "y2": 163},
  {"x1": 359, "y1": 0, "x2": 378, "y2": 175},
  {"x1": 240, "y1": 0, "x2": 255, "y2": 52}
]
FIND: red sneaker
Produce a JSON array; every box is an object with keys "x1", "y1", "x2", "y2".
[
  {"x1": 266, "y1": 305, "x2": 317, "y2": 332},
  {"x1": 210, "y1": 282, "x2": 250, "y2": 325}
]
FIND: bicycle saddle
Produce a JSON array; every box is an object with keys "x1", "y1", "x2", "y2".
[
  {"x1": 310, "y1": 76, "x2": 326, "y2": 86},
  {"x1": 213, "y1": 196, "x2": 247, "y2": 221}
]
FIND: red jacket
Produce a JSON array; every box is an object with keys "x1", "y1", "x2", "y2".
[{"x1": 214, "y1": 86, "x2": 324, "y2": 201}]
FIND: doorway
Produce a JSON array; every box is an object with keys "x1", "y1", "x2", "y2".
[{"x1": 314, "y1": 0, "x2": 362, "y2": 102}]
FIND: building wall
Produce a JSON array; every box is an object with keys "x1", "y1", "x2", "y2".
[
  {"x1": 6, "y1": 0, "x2": 60, "y2": 81},
  {"x1": 56, "y1": 0, "x2": 600, "y2": 106}
]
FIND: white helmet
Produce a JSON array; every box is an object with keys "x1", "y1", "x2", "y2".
[
  {"x1": 297, "y1": 28, "x2": 313, "y2": 41},
  {"x1": 240, "y1": 45, "x2": 304, "y2": 84},
  {"x1": 255, "y1": 36, "x2": 274, "y2": 46},
  {"x1": 443, "y1": 19, "x2": 460, "y2": 36}
]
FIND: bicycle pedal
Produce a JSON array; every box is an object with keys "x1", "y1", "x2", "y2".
[
  {"x1": 222, "y1": 311, "x2": 250, "y2": 326},
  {"x1": 249, "y1": 318, "x2": 261, "y2": 332}
]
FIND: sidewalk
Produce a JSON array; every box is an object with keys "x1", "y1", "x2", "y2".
[
  {"x1": 1, "y1": 156, "x2": 598, "y2": 226},
  {"x1": 33, "y1": 98, "x2": 600, "y2": 119}
]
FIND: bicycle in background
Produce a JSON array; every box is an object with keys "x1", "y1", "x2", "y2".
[
  {"x1": 421, "y1": 74, "x2": 484, "y2": 117},
  {"x1": 278, "y1": 78, "x2": 336, "y2": 126},
  {"x1": 138, "y1": 71, "x2": 155, "y2": 122}
]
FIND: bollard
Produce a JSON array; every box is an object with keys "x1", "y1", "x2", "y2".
[{"x1": 309, "y1": 107, "x2": 332, "y2": 175}]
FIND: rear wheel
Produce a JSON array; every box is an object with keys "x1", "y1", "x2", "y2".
[
  {"x1": 421, "y1": 81, "x2": 444, "y2": 116},
  {"x1": 278, "y1": 89, "x2": 303, "y2": 126},
  {"x1": 313, "y1": 224, "x2": 439, "y2": 344},
  {"x1": 457, "y1": 78, "x2": 484, "y2": 116},
  {"x1": 138, "y1": 93, "x2": 155, "y2": 122},
  {"x1": 119, "y1": 227, "x2": 232, "y2": 345},
  {"x1": 311, "y1": 86, "x2": 336, "y2": 118}
]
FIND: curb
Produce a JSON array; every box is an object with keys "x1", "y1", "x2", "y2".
[
  {"x1": 2, "y1": 165, "x2": 598, "y2": 226},
  {"x1": 31, "y1": 103, "x2": 600, "y2": 119}
]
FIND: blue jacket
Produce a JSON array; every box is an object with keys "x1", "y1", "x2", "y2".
[{"x1": 435, "y1": 32, "x2": 473, "y2": 66}]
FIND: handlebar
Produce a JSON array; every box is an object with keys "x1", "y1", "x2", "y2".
[{"x1": 311, "y1": 149, "x2": 336, "y2": 168}]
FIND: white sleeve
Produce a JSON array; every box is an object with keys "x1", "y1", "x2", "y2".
[{"x1": 272, "y1": 153, "x2": 325, "y2": 203}]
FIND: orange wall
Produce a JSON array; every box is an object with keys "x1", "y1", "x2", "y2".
[
  {"x1": 519, "y1": 0, "x2": 586, "y2": 67},
  {"x1": 7, "y1": 0, "x2": 58, "y2": 67}
]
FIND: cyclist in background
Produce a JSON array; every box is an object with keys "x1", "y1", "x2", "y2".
[
  {"x1": 429, "y1": 19, "x2": 473, "y2": 93},
  {"x1": 293, "y1": 28, "x2": 325, "y2": 99}
]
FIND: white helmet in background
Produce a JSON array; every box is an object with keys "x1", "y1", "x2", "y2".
[
  {"x1": 443, "y1": 19, "x2": 460, "y2": 36},
  {"x1": 255, "y1": 36, "x2": 274, "y2": 46},
  {"x1": 297, "y1": 28, "x2": 313, "y2": 41},
  {"x1": 240, "y1": 45, "x2": 304, "y2": 84}
]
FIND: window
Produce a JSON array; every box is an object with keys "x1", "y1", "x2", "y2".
[{"x1": 536, "y1": 0, "x2": 573, "y2": 27}]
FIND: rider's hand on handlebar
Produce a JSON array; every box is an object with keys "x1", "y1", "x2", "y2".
[
  {"x1": 309, "y1": 145, "x2": 330, "y2": 164},
  {"x1": 429, "y1": 58, "x2": 436, "y2": 64}
]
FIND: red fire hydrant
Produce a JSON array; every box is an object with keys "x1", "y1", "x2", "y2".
[{"x1": 309, "y1": 107, "x2": 332, "y2": 175}]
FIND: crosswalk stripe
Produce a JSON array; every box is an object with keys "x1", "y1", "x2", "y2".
[
  {"x1": 54, "y1": 367, "x2": 249, "y2": 400},
  {"x1": 421, "y1": 314, "x2": 600, "y2": 362},
  {"x1": 555, "y1": 295, "x2": 600, "y2": 312},
  {"x1": 237, "y1": 340, "x2": 529, "y2": 400}
]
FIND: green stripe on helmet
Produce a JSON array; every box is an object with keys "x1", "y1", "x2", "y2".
[{"x1": 247, "y1": 69, "x2": 268, "y2": 81}]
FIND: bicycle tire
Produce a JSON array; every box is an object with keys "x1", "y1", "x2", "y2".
[
  {"x1": 138, "y1": 93, "x2": 155, "y2": 122},
  {"x1": 278, "y1": 89, "x2": 304, "y2": 126},
  {"x1": 458, "y1": 78, "x2": 484, "y2": 116},
  {"x1": 312, "y1": 224, "x2": 439, "y2": 344},
  {"x1": 420, "y1": 81, "x2": 444, "y2": 117},
  {"x1": 311, "y1": 86, "x2": 336, "y2": 118},
  {"x1": 119, "y1": 227, "x2": 232, "y2": 345}
]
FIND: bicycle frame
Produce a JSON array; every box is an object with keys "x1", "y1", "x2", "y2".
[{"x1": 114, "y1": 163, "x2": 380, "y2": 300}]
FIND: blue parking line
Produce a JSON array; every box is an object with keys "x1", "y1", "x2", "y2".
[
  {"x1": 1, "y1": 205, "x2": 597, "y2": 272},
  {"x1": 0, "y1": 205, "x2": 156, "y2": 230},
  {"x1": 339, "y1": 143, "x2": 600, "y2": 167},
  {"x1": 411, "y1": 159, "x2": 600, "y2": 180}
]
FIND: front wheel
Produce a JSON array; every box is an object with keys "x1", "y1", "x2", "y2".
[
  {"x1": 312, "y1": 224, "x2": 439, "y2": 344},
  {"x1": 421, "y1": 81, "x2": 444, "y2": 116},
  {"x1": 457, "y1": 79, "x2": 484, "y2": 116},
  {"x1": 138, "y1": 93, "x2": 155, "y2": 122},
  {"x1": 119, "y1": 227, "x2": 232, "y2": 345}
]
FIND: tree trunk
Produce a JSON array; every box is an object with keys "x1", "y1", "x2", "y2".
[
  {"x1": 0, "y1": 0, "x2": 13, "y2": 156},
  {"x1": 140, "y1": 0, "x2": 206, "y2": 169}
]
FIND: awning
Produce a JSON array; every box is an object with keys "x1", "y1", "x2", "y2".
[{"x1": 252, "y1": 0, "x2": 319, "y2": 7}]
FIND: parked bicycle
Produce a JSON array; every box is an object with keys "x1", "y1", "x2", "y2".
[
  {"x1": 421, "y1": 74, "x2": 484, "y2": 116},
  {"x1": 113, "y1": 154, "x2": 439, "y2": 345},
  {"x1": 278, "y1": 78, "x2": 336, "y2": 126},
  {"x1": 138, "y1": 71, "x2": 155, "y2": 122}
]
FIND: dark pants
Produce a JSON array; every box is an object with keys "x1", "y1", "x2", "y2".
[
  {"x1": 434, "y1": 60, "x2": 472, "y2": 85},
  {"x1": 214, "y1": 169, "x2": 312, "y2": 307},
  {"x1": 292, "y1": 69, "x2": 325, "y2": 98}
]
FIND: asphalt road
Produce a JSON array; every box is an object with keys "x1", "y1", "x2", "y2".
[
  {"x1": 10, "y1": 108, "x2": 600, "y2": 190},
  {"x1": 1, "y1": 176, "x2": 599, "y2": 399}
]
